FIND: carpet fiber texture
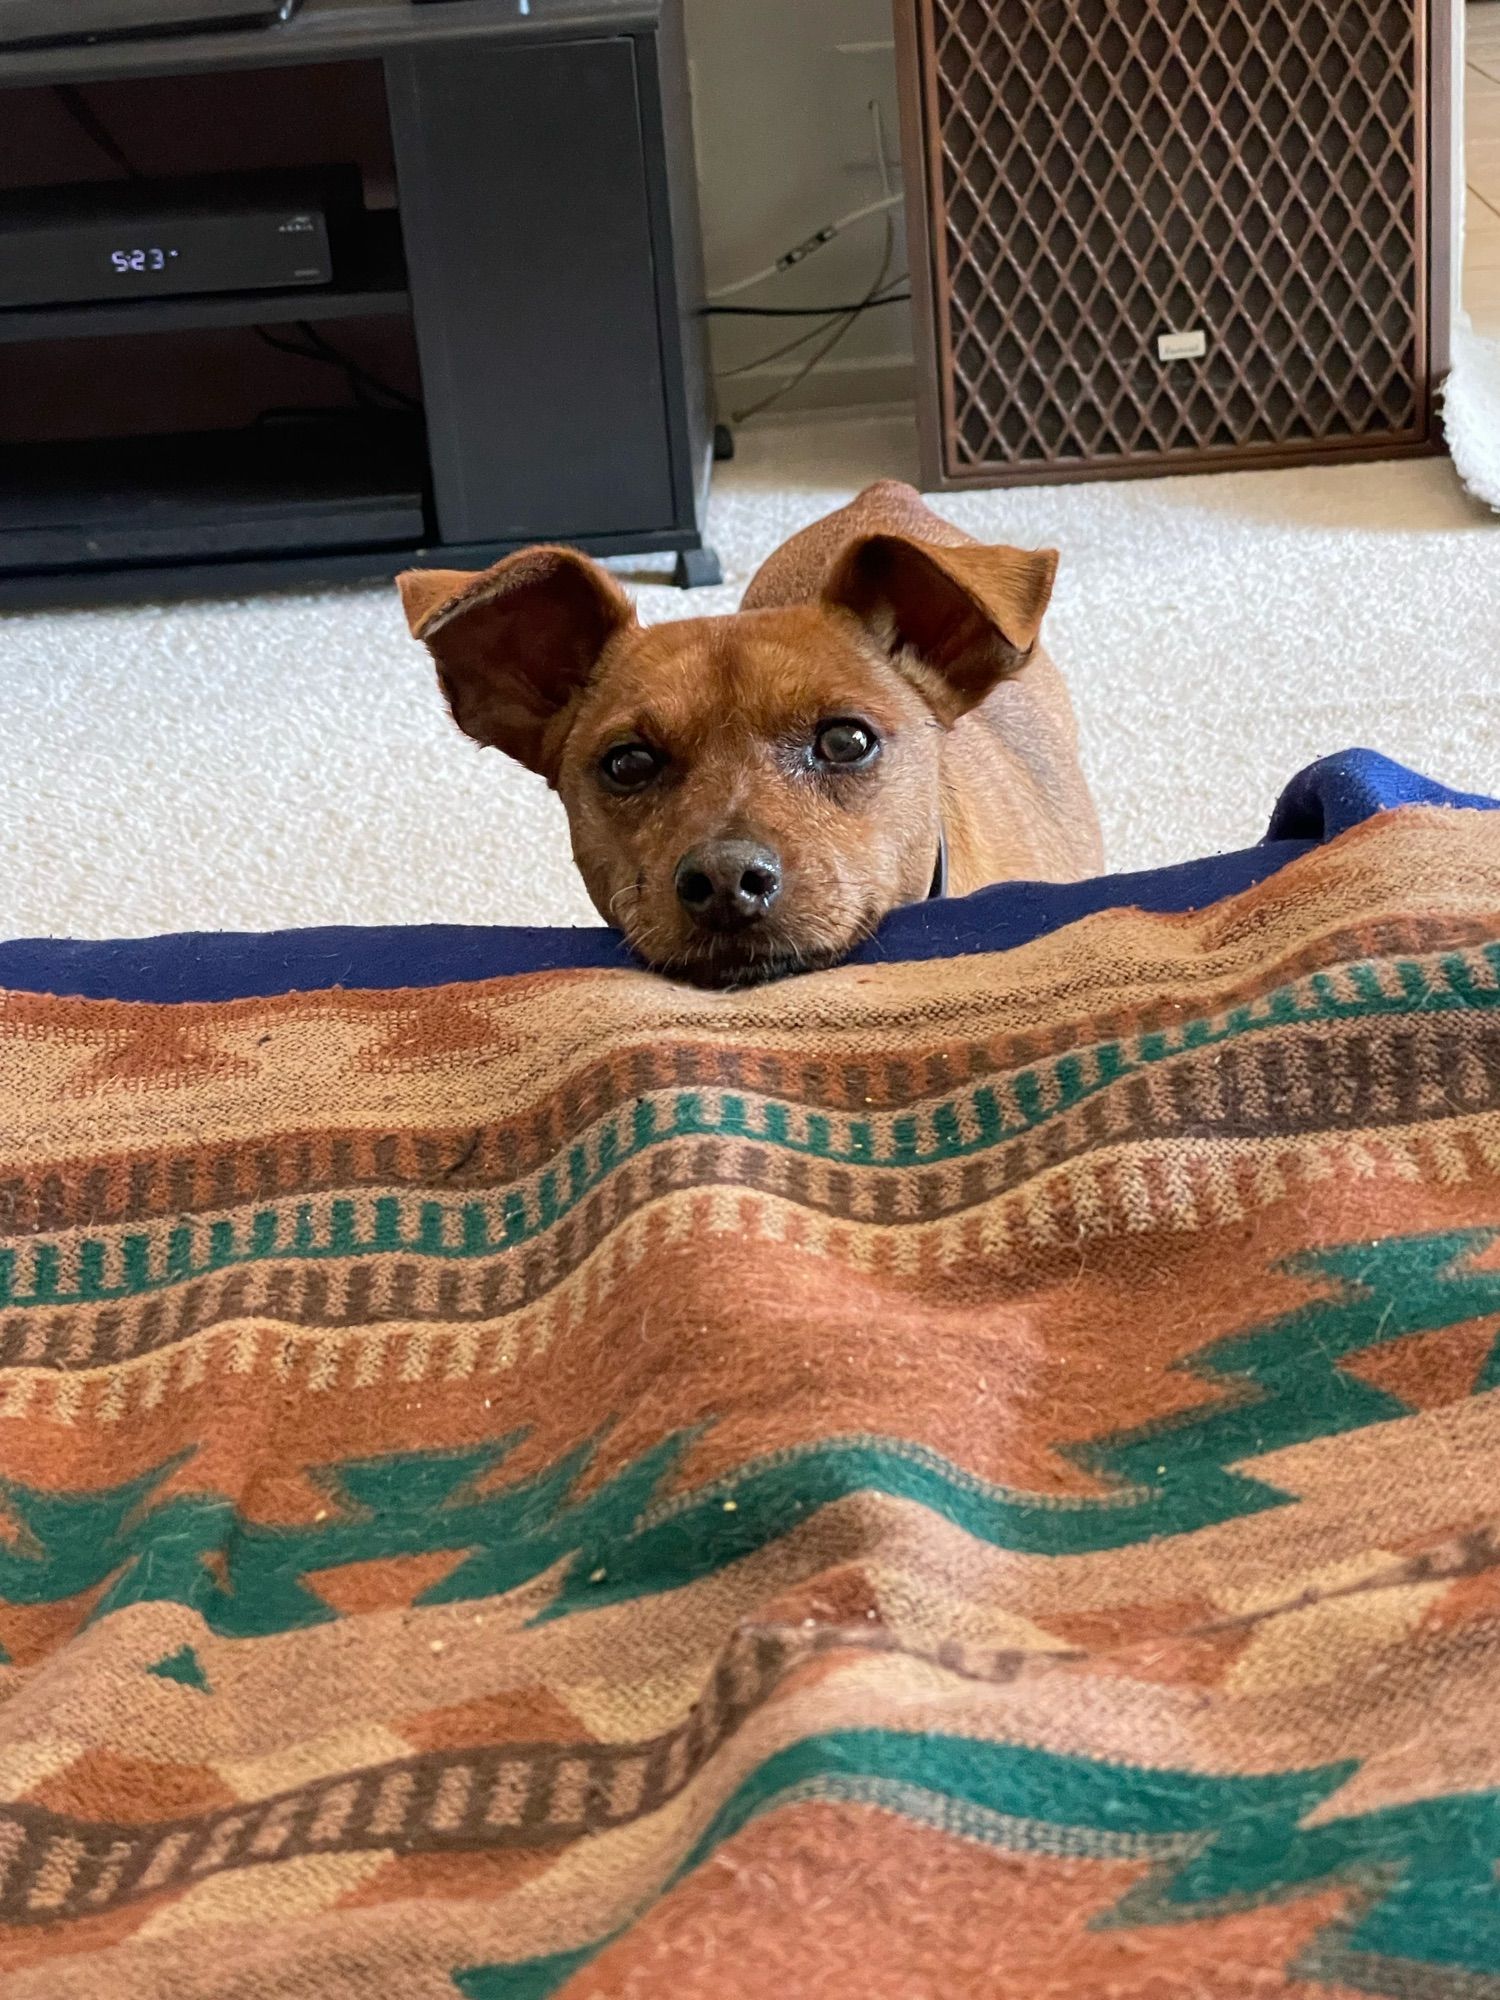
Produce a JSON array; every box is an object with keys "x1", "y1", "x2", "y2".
[
  {"x1": 0, "y1": 803, "x2": 1498, "y2": 1995},
  {"x1": 1, "y1": 412, "x2": 1496, "y2": 941}
]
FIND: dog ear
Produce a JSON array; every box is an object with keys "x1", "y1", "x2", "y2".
[
  {"x1": 398, "y1": 548, "x2": 636, "y2": 782},
  {"x1": 824, "y1": 533, "x2": 1058, "y2": 723},
  {"x1": 396, "y1": 567, "x2": 474, "y2": 631}
]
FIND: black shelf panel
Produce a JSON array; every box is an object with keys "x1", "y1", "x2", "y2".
[
  {"x1": 0, "y1": 410, "x2": 427, "y2": 572},
  {"x1": 0, "y1": 209, "x2": 408, "y2": 344},
  {"x1": 0, "y1": 519, "x2": 703, "y2": 608},
  {"x1": 0, "y1": 1, "x2": 662, "y2": 88}
]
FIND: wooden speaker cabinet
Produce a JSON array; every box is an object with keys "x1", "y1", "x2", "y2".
[{"x1": 895, "y1": 0, "x2": 1455, "y2": 486}]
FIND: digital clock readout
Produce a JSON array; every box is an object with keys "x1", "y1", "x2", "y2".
[{"x1": 109, "y1": 248, "x2": 180, "y2": 274}]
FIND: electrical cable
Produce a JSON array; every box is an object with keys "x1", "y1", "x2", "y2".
[
  {"x1": 714, "y1": 310, "x2": 851, "y2": 380},
  {"x1": 292, "y1": 320, "x2": 419, "y2": 410},
  {"x1": 713, "y1": 286, "x2": 908, "y2": 380},
  {"x1": 703, "y1": 292, "x2": 909, "y2": 317},
  {"x1": 707, "y1": 96, "x2": 902, "y2": 311},
  {"x1": 252, "y1": 321, "x2": 421, "y2": 413},
  {"x1": 52, "y1": 86, "x2": 140, "y2": 180},
  {"x1": 726, "y1": 284, "x2": 871, "y2": 424},
  {"x1": 728, "y1": 208, "x2": 896, "y2": 425},
  {"x1": 706, "y1": 191, "x2": 903, "y2": 301},
  {"x1": 710, "y1": 99, "x2": 907, "y2": 419}
]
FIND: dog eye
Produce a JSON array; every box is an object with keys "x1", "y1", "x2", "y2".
[
  {"x1": 599, "y1": 742, "x2": 662, "y2": 792},
  {"x1": 813, "y1": 720, "x2": 878, "y2": 767}
]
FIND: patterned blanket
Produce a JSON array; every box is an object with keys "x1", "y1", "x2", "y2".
[{"x1": 1, "y1": 804, "x2": 1498, "y2": 1998}]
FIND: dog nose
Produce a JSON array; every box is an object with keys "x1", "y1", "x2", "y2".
[{"x1": 674, "y1": 841, "x2": 783, "y2": 930}]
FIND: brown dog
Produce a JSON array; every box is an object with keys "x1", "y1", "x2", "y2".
[{"x1": 399, "y1": 480, "x2": 1102, "y2": 985}]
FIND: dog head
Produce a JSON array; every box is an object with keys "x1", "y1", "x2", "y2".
[{"x1": 399, "y1": 532, "x2": 1056, "y2": 986}]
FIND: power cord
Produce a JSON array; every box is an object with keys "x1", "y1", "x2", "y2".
[
  {"x1": 706, "y1": 192, "x2": 904, "y2": 301},
  {"x1": 710, "y1": 98, "x2": 909, "y2": 422},
  {"x1": 727, "y1": 210, "x2": 898, "y2": 425},
  {"x1": 703, "y1": 293, "x2": 910, "y2": 318},
  {"x1": 252, "y1": 321, "x2": 421, "y2": 414},
  {"x1": 51, "y1": 86, "x2": 139, "y2": 179}
]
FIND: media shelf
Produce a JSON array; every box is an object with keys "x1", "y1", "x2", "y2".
[
  {"x1": 0, "y1": 209, "x2": 408, "y2": 345},
  {"x1": 0, "y1": 414, "x2": 426, "y2": 573},
  {"x1": 0, "y1": 0, "x2": 717, "y2": 605}
]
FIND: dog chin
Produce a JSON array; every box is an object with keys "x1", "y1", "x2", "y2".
[{"x1": 633, "y1": 933, "x2": 853, "y2": 989}]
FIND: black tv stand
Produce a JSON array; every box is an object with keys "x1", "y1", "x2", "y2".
[
  {"x1": 0, "y1": 0, "x2": 718, "y2": 606},
  {"x1": 673, "y1": 543, "x2": 721, "y2": 589},
  {"x1": 0, "y1": 0, "x2": 295, "y2": 56}
]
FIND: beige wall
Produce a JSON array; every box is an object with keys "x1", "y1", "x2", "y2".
[{"x1": 684, "y1": 0, "x2": 916, "y2": 414}]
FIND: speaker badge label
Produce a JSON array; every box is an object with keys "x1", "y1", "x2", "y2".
[{"x1": 1157, "y1": 329, "x2": 1208, "y2": 362}]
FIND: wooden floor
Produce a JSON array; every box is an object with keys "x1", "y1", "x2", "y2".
[{"x1": 1466, "y1": 0, "x2": 1500, "y2": 336}]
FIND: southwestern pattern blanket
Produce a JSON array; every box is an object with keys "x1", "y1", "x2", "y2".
[{"x1": 0, "y1": 805, "x2": 1498, "y2": 1997}]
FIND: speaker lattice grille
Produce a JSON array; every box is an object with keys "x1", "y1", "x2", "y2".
[{"x1": 921, "y1": 0, "x2": 1426, "y2": 477}]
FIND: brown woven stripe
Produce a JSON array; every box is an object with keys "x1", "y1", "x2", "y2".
[
  {"x1": 1, "y1": 916, "x2": 1488, "y2": 1239},
  {"x1": 2, "y1": 1008, "x2": 1496, "y2": 1372},
  {"x1": 0, "y1": 1621, "x2": 985, "y2": 1926}
]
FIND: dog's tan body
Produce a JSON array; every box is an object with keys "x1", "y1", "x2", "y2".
[
  {"x1": 401, "y1": 480, "x2": 1101, "y2": 984},
  {"x1": 742, "y1": 481, "x2": 1101, "y2": 895}
]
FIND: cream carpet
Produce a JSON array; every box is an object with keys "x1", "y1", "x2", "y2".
[{"x1": 2, "y1": 409, "x2": 1497, "y2": 941}]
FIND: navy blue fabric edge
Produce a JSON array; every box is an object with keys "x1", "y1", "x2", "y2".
[
  {"x1": 1, "y1": 750, "x2": 1493, "y2": 1006},
  {"x1": 1263, "y1": 746, "x2": 1499, "y2": 842},
  {"x1": 0, "y1": 840, "x2": 1317, "y2": 1004}
]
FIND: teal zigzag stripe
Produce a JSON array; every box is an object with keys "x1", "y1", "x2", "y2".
[
  {"x1": 0, "y1": 1230, "x2": 1491, "y2": 1635},
  {"x1": 2, "y1": 944, "x2": 1497, "y2": 1312},
  {"x1": 454, "y1": 1732, "x2": 1500, "y2": 1999},
  {"x1": 1076, "y1": 1228, "x2": 1500, "y2": 1485}
]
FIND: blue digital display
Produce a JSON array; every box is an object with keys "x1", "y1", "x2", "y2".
[{"x1": 109, "y1": 247, "x2": 180, "y2": 274}]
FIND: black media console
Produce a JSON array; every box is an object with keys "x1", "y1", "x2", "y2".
[{"x1": 0, "y1": 0, "x2": 719, "y2": 606}]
